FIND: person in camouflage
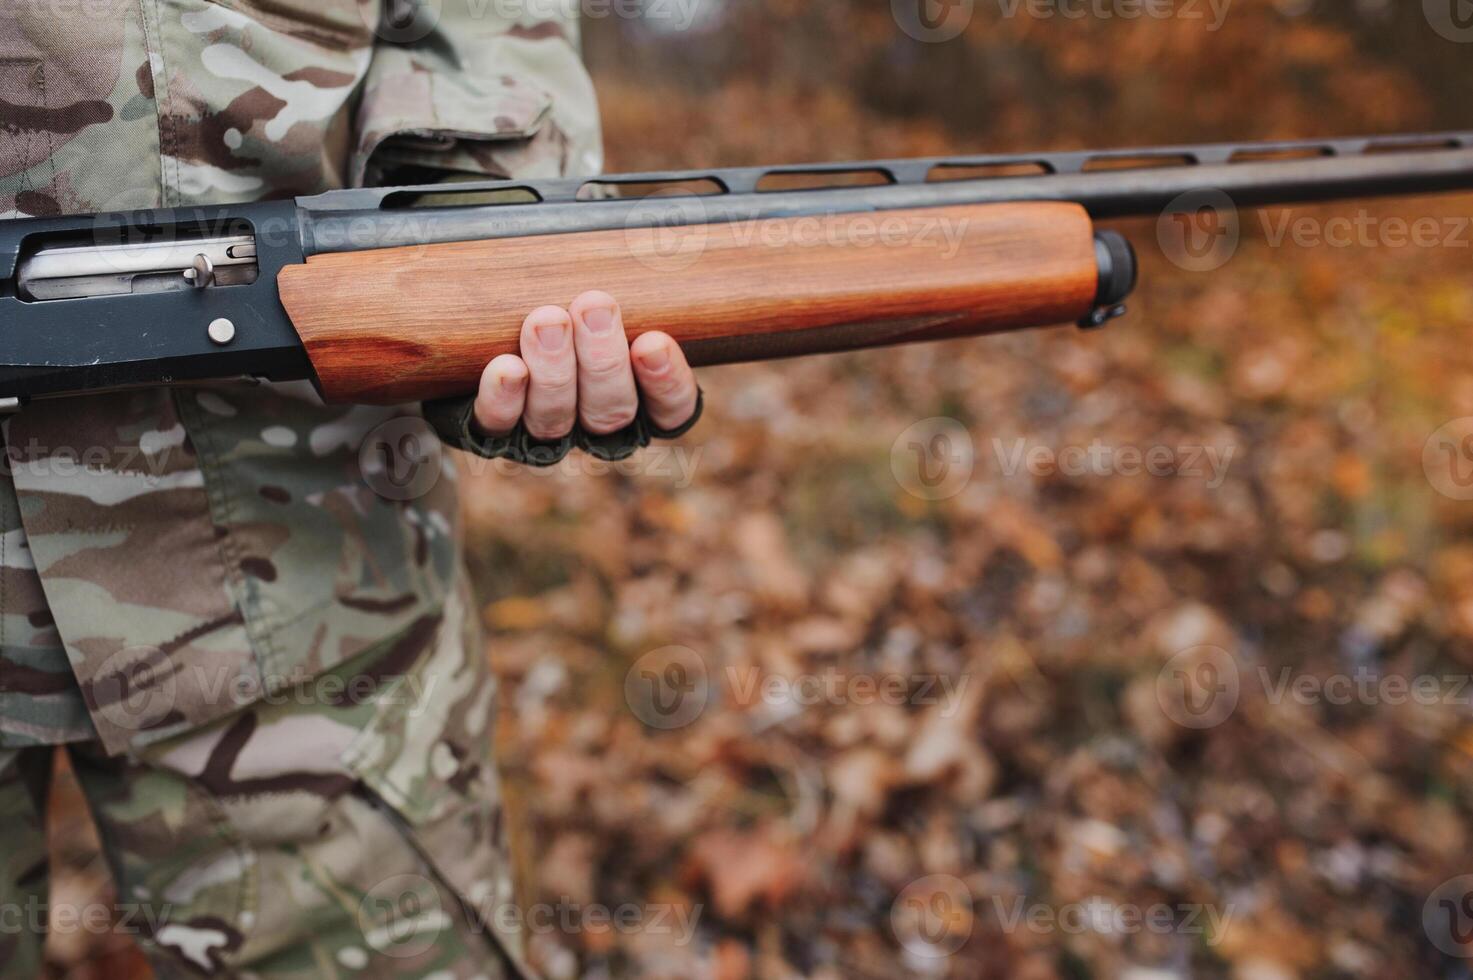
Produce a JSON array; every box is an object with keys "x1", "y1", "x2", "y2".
[{"x1": 0, "y1": 1, "x2": 700, "y2": 976}]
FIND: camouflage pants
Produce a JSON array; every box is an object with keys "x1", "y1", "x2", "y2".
[{"x1": 0, "y1": 586, "x2": 526, "y2": 979}]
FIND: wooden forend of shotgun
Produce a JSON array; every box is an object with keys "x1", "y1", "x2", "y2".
[{"x1": 277, "y1": 201, "x2": 1127, "y2": 405}]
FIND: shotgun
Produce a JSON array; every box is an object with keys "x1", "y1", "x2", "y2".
[{"x1": 4, "y1": 131, "x2": 1473, "y2": 407}]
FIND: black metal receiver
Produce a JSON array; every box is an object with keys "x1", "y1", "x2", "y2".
[{"x1": 4, "y1": 130, "x2": 1473, "y2": 406}]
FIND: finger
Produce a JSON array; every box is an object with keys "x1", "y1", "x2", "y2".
[
  {"x1": 472, "y1": 354, "x2": 529, "y2": 437},
  {"x1": 569, "y1": 290, "x2": 639, "y2": 435},
  {"x1": 630, "y1": 331, "x2": 699, "y2": 431},
  {"x1": 519, "y1": 305, "x2": 577, "y2": 440}
]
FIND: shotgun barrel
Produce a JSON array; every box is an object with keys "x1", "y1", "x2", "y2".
[
  {"x1": 296, "y1": 131, "x2": 1473, "y2": 252},
  {"x1": 3, "y1": 131, "x2": 1473, "y2": 405}
]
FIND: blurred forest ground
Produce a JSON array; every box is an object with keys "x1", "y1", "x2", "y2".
[{"x1": 49, "y1": 1, "x2": 1473, "y2": 978}]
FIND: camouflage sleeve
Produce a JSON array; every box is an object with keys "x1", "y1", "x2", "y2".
[{"x1": 353, "y1": 3, "x2": 604, "y2": 187}]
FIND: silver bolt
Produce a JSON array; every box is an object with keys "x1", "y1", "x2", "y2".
[
  {"x1": 186, "y1": 253, "x2": 214, "y2": 289},
  {"x1": 207, "y1": 318, "x2": 236, "y2": 345}
]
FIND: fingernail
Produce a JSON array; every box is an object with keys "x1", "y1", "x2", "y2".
[
  {"x1": 583, "y1": 307, "x2": 616, "y2": 335},
  {"x1": 638, "y1": 344, "x2": 670, "y2": 373},
  {"x1": 536, "y1": 322, "x2": 568, "y2": 352},
  {"x1": 499, "y1": 371, "x2": 526, "y2": 393}
]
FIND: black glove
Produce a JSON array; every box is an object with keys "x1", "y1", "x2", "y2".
[{"x1": 423, "y1": 389, "x2": 703, "y2": 467}]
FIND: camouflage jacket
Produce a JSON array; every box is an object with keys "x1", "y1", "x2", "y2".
[{"x1": 0, "y1": 0, "x2": 602, "y2": 754}]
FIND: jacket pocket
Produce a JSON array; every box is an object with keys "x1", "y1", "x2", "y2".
[
  {"x1": 173, "y1": 386, "x2": 463, "y2": 720},
  {"x1": 338, "y1": 582, "x2": 530, "y2": 973},
  {"x1": 353, "y1": 58, "x2": 556, "y2": 186},
  {"x1": 202, "y1": 0, "x2": 377, "y2": 52}
]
